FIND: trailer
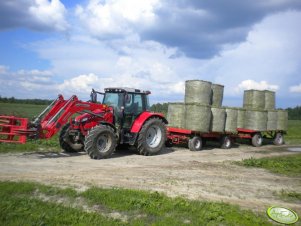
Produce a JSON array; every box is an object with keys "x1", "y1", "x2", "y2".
[{"x1": 166, "y1": 127, "x2": 286, "y2": 151}]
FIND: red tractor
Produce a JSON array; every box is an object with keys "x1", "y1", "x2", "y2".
[{"x1": 0, "y1": 88, "x2": 167, "y2": 159}]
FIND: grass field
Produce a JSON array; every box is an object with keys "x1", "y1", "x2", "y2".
[
  {"x1": 236, "y1": 153, "x2": 301, "y2": 177},
  {"x1": 0, "y1": 181, "x2": 274, "y2": 226}
]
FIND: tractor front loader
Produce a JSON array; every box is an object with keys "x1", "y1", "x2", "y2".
[{"x1": 0, "y1": 88, "x2": 167, "y2": 159}]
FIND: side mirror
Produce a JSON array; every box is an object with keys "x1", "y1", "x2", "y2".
[{"x1": 90, "y1": 89, "x2": 97, "y2": 103}]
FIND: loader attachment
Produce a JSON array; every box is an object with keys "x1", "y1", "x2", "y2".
[{"x1": 0, "y1": 116, "x2": 30, "y2": 144}]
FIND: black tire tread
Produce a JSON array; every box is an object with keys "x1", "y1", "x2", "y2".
[
  {"x1": 137, "y1": 117, "x2": 166, "y2": 156},
  {"x1": 59, "y1": 123, "x2": 83, "y2": 153},
  {"x1": 84, "y1": 125, "x2": 117, "y2": 159}
]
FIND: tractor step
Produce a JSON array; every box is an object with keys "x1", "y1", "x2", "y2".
[{"x1": 0, "y1": 116, "x2": 29, "y2": 144}]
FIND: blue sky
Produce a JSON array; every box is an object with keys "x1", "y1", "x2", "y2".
[{"x1": 0, "y1": 0, "x2": 301, "y2": 108}]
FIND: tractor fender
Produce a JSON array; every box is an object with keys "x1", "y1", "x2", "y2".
[{"x1": 130, "y1": 112, "x2": 168, "y2": 133}]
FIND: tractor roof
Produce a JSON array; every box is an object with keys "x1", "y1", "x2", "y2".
[{"x1": 105, "y1": 87, "x2": 151, "y2": 94}]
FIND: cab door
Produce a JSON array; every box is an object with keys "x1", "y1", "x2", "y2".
[{"x1": 123, "y1": 93, "x2": 144, "y2": 129}]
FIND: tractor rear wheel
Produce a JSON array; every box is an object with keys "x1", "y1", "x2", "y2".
[
  {"x1": 59, "y1": 123, "x2": 83, "y2": 153},
  {"x1": 84, "y1": 125, "x2": 117, "y2": 159},
  {"x1": 252, "y1": 133, "x2": 263, "y2": 147},
  {"x1": 137, "y1": 117, "x2": 166, "y2": 155}
]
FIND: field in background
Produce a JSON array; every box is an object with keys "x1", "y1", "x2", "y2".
[{"x1": 0, "y1": 102, "x2": 300, "y2": 153}]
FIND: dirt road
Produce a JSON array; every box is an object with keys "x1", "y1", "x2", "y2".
[{"x1": 0, "y1": 144, "x2": 300, "y2": 212}]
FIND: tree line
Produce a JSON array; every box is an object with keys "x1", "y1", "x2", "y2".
[
  {"x1": 0, "y1": 96, "x2": 300, "y2": 120},
  {"x1": 0, "y1": 96, "x2": 52, "y2": 105}
]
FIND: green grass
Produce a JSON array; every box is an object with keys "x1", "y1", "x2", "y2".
[
  {"x1": 0, "y1": 102, "x2": 47, "y2": 119},
  {"x1": 0, "y1": 181, "x2": 274, "y2": 226},
  {"x1": 286, "y1": 120, "x2": 301, "y2": 144},
  {"x1": 275, "y1": 189, "x2": 301, "y2": 203},
  {"x1": 236, "y1": 153, "x2": 301, "y2": 176}
]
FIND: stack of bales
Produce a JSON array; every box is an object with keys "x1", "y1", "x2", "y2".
[
  {"x1": 166, "y1": 80, "x2": 287, "y2": 133},
  {"x1": 184, "y1": 80, "x2": 212, "y2": 132},
  {"x1": 167, "y1": 80, "x2": 226, "y2": 133},
  {"x1": 242, "y1": 89, "x2": 287, "y2": 131}
]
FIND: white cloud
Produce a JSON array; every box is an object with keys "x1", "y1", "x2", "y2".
[
  {"x1": 75, "y1": 0, "x2": 159, "y2": 38},
  {"x1": 0, "y1": 65, "x2": 8, "y2": 74},
  {"x1": 290, "y1": 84, "x2": 301, "y2": 93},
  {"x1": 0, "y1": 0, "x2": 68, "y2": 31},
  {"x1": 29, "y1": 0, "x2": 68, "y2": 31},
  {"x1": 236, "y1": 80, "x2": 279, "y2": 92}
]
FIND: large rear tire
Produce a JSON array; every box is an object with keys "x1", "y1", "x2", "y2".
[
  {"x1": 252, "y1": 133, "x2": 263, "y2": 147},
  {"x1": 137, "y1": 118, "x2": 166, "y2": 155},
  {"x1": 84, "y1": 125, "x2": 117, "y2": 159},
  {"x1": 59, "y1": 123, "x2": 83, "y2": 153}
]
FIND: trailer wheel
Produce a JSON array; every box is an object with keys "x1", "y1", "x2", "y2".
[
  {"x1": 252, "y1": 133, "x2": 263, "y2": 147},
  {"x1": 220, "y1": 136, "x2": 232, "y2": 149},
  {"x1": 188, "y1": 136, "x2": 203, "y2": 151},
  {"x1": 59, "y1": 123, "x2": 83, "y2": 153},
  {"x1": 273, "y1": 132, "x2": 284, "y2": 145},
  {"x1": 137, "y1": 117, "x2": 166, "y2": 155},
  {"x1": 84, "y1": 125, "x2": 117, "y2": 159}
]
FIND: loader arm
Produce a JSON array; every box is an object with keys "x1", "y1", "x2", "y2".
[{"x1": 0, "y1": 95, "x2": 108, "y2": 143}]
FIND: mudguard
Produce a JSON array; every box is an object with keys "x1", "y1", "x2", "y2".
[{"x1": 130, "y1": 112, "x2": 168, "y2": 133}]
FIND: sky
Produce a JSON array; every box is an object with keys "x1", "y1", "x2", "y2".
[{"x1": 0, "y1": 0, "x2": 301, "y2": 108}]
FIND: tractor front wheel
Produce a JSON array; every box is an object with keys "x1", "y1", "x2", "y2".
[
  {"x1": 84, "y1": 125, "x2": 117, "y2": 159},
  {"x1": 59, "y1": 123, "x2": 83, "y2": 153},
  {"x1": 137, "y1": 118, "x2": 166, "y2": 155}
]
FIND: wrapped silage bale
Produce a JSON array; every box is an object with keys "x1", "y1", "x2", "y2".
[
  {"x1": 185, "y1": 103, "x2": 211, "y2": 132},
  {"x1": 243, "y1": 90, "x2": 265, "y2": 109},
  {"x1": 211, "y1": 84, "x2": 224, "y2": 107},
  {"x1": 210, "y1": 107, "x2": 226, "y2": 132},
  {"x1": 185, "y1": 80, "x2": 212, "y2": 105},
  {"x1": 267, "y1": 110, "x2": 277, "y2": 131},
  {"x1": 225, "y1": 107, "x2": 238, "y2": 133},
  {"x1": 237, "y1": 108, "x2": 246, "y2": 129},
  {"x1": 244, "y1": 109, "x2": 268, "y2": 131},
  {"x1": 167, "y1": 103, "x2": 185, "y2": 128},
  {"x1": 264, "y1": 90, "x2": 276, "y2": 110},
  {"x1": 277, "y1": 110, "x2": 288, "y2": 131}
]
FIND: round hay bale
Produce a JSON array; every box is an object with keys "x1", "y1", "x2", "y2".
[
  {"x1": 243, "y1": 90, "x2": 265, "y2": 109},
  {"x1": 237, "y1": 108, "x2": 246, "y2": 129},
  {"x1": 244, "y1": 109, "x2": 268, "y2": 131},
  {"x1": 167, "y1": 103, "x2": 185, "y2": 128},
  {"x1": 185, "y1": 80, "x2": 212, "y2": 105},
  {"x1": 185, "y1": 103, "x2": 211, "y2": 132},
  {"x1": 264, "y1": 90, "x2": 275, "y2": 110},
  {"x1": 267, "y1": 110, "x2": 277, "y2": 131},
  {"x1": 211, "y1": 84, "x2": 224, "y2": 107},
  {"x1": 210, "y1": 107, "x2": 226, "y2": 132},
  {"x1": 277, "y1": 110, "x2": 288, "y2": 131},
  {"x1": 225, "y1": 107, "x2": 238, "y2": 133}
]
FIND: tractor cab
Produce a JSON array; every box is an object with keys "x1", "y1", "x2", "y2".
[{"x1": 98, "y1": 88, "x2": 150, "y2": 130}]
